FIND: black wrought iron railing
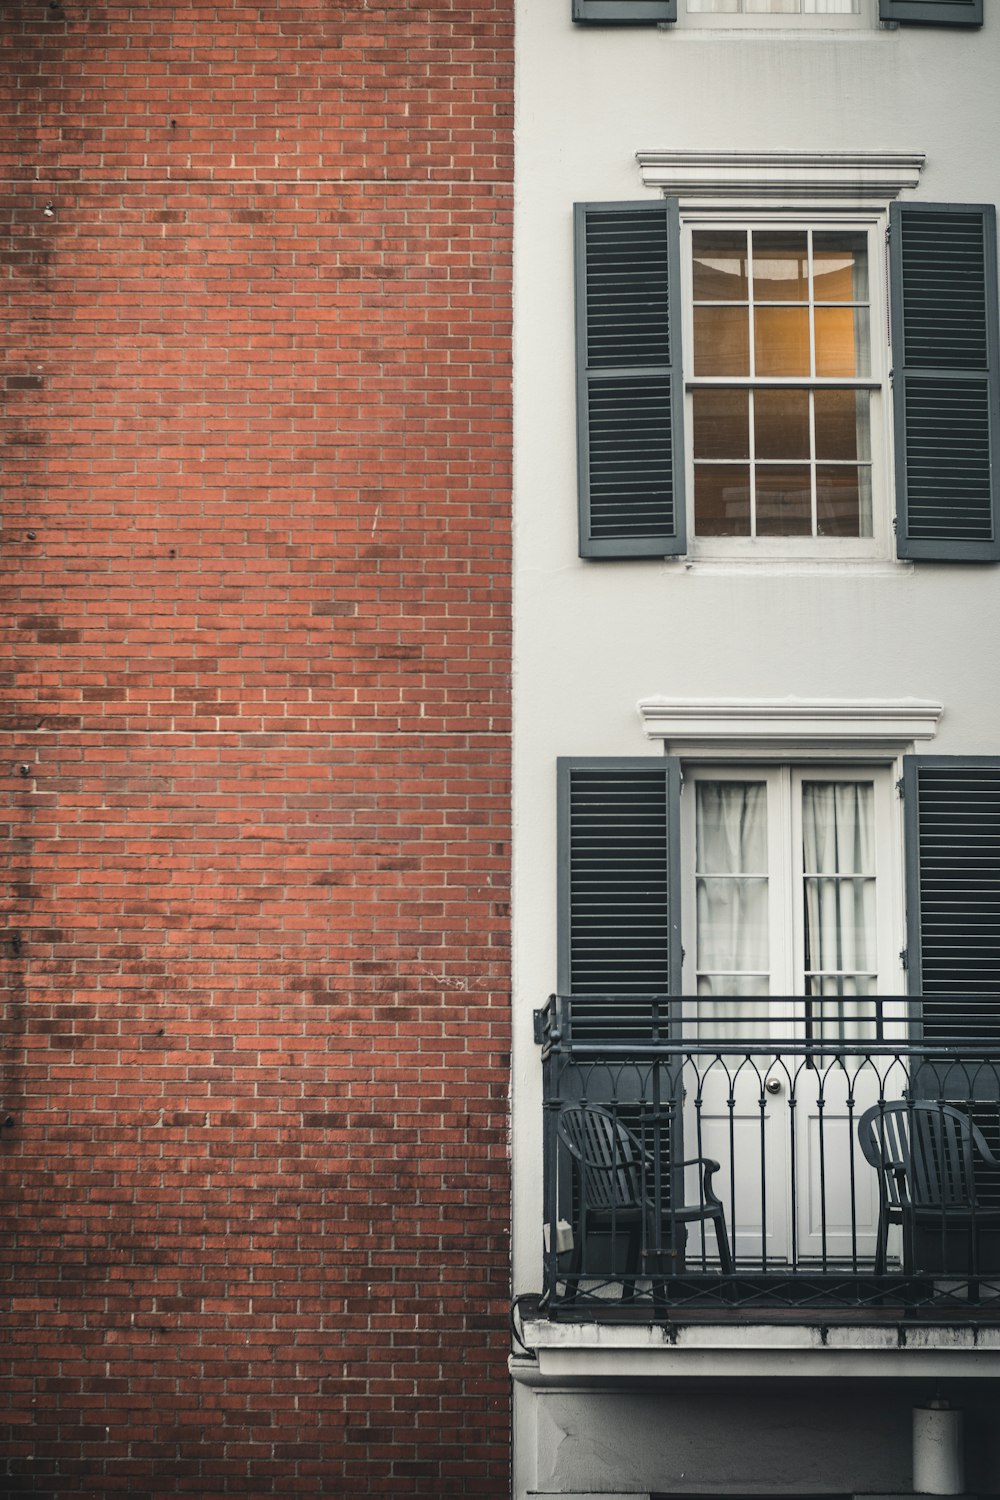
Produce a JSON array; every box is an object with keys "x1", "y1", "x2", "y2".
[{"x1": 537, "y1": 994, "x2": 1000, "y2": 1316}]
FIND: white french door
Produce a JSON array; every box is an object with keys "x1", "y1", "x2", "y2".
[{"x1": 681, "y1": 764, "x2": 903, "y2": 1268}]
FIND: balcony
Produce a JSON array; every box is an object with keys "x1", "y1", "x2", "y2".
[{"x1": 535, "y1": 993, "x2": 1000, "y2": 1319}]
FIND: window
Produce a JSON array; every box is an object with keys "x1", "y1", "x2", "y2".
[
  {"x1": 570, "y1": 0, "x2": 982, "y2": 21},
  {"x1": 574, "y1": 198, "x2": 1000, "y2": 562},
  {"x1": 556, "y1": 754, "x2": 1000, "y2": 1035},
  {"x1": 688, "y1": 0, "x2": 857, "y2": 11},
  {"x1": 684, "y1": 765, "x2": 898, "y2": 1009},
  {"x1": 689, "y1": 226, "x2": 877, "y2": 548}
]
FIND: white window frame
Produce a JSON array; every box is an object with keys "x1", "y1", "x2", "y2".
[
  {"x1": 680, "y1": 760, "x2": 905, "y2": 999},
  {"x1": 680, "y1": 208, "x2": 893, "y2": 562}
]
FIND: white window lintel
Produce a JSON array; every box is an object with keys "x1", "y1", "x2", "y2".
[
  {"x1": 635, "y1": 150, "x2": 925, "y2": 211},
  {"x1": 638, "y1": 696, "x2": 942, "y2": 757}
]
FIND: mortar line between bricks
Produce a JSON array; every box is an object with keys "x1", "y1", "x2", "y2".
[{"x1": 0, "y1": 173, "x2": 515, "y2": 188}]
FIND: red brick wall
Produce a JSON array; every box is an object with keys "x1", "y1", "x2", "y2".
[{"x1": 0, "y1": 3, "x2": 512, "y2": 1494}]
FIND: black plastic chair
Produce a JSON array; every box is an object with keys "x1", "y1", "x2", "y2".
[
  {"x1": 858, "y1": 1099, "x2": 1000, "y2": 1275},
  {"x1": 556, "y1": 1104, "x2": 733, "y2": 1296}
]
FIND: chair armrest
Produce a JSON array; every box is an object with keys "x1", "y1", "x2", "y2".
[{"x1": 681, "y1": 1156, "x2": 725, "y2": 1209}]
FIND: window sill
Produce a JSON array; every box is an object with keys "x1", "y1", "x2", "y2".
[{"x1": 675, "y1": 555, "x2": 909, "y2": 575}]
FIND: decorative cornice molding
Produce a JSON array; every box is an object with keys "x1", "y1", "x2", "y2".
[
  {"x1": 635, "y1": 150, "x2": 926, "y2": 209},
  {"x1": 637, "y1": 697, "x2": 943, "y2": 756}
]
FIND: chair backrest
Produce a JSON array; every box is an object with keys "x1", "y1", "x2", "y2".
[
  {"x1": 858, "y1": 1100, "x2": 988, "y2": 1211},
  {"x1": 557, "y1": 1105, "x2": 642, "y2": 1213}
]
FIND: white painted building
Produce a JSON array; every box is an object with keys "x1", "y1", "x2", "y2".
[{"x1": 511, "y1": 3, "x2": 1000, "y2": 1497}]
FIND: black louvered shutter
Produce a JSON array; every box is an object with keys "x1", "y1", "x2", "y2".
[
  {"x1": 575, "y1": 201, "x2": 686, "y2": 558},
  {"x1": 573, "y1": 0, "x2": 677, "y2": 21},
  {"x1": 890, "y1": 203, "x2": 1000, "y2": 560},
  {"x1": 557, "y1": 758, "x2": 681, "y2": 1037},
  {"x1": 904, "y1": 757, "x2": 1000, "y2": 1045},
  {"x1": 879, "y1": 0, "x2": 982, "y2": 23}
]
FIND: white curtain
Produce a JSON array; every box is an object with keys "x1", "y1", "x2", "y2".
[
  {"x1": 688, "y1": 1, "x2": 857, "y2": 13},
  {"x1": 696, "y1": 782, "x2": 769, "y2": 1037},
  {"x1": 801, "y1": 781, "x2": 876, "y2": 1042}
]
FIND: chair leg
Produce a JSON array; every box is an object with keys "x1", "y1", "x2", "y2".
[
  {"x1": 621, "y1": 1221, "x2": 641, "y2": 1303},
  {"x1": 562, "y1": 1220, "x2": 583, "y2": 1305},
  {"x1": 712, "y1": 1209, "x2": 734, "y2": 1276},
  {"x1": 874, "y1": 1211, "x2": 888, "y2": 1277}
]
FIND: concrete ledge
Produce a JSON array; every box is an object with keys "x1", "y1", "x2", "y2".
[{"x1": 512, "y1": 1320, "x2": 1000, "y2": 1385}]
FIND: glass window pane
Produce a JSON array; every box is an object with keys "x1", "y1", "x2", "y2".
[
  {"x1": 817, "y1": 466, "x2": 872, "y2": 537},
  {"x1": 697, "y1": 975, "x2": 770, "y2": 998},
  {"x1": 804, "y1": 879, "x2": 877, "y2": 971},
  {"x1": 694, "y1": 305, "x2": 750, "y2": 375},
  {"x1": 752, "y1": 231, "x2": 809, "y2": 302},
  {"x1": 694, "y1": 465, "x2": 751, "y2": 535},
  {"x1": 754, "y1": 388, "x2": 810, "y2": 461},
  {"x1": 692, "y1": 231, "x2": 749, "y2": 300},
  {"x1": 815, "y1": 306, "x2": 870, "y2": 377},
  {"x1": 807, "y1": 977, "x2": 877, "y2": 999},
  {"x1": 693, "y1": 388, "x2": 750, "y2": 459},
  {"x1": 813, "y1": 232, "x2": 868, "y2": 302},
  {"x1": 755, "y1": 465, "x2": 812, "y2": 536},
  {"x1": 802, "y1": 782, "x2": 874, "y2": 873},
  {"x1": 697, "y1": 782, "x2": 768, "y2": 872},
  {"x1": 697, "y1": 878, "x2": 770, "y2": 970},
  {"x1": 754, "y1": 306, "x2": 810, "y2": 376},
  {"x1": 814, "y1": 389, "x2": 870, "y2": 461}
]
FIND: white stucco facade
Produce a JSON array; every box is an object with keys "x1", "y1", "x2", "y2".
[{"x1": 512, "y1": 2, "x2": 1000, "y2": 1496}]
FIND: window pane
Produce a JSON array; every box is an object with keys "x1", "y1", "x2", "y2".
[
  {"x1": 754, "y1": 388, "x2": 810, "y2": 461},
  {"x1": 813, "y1": 232, "x2": 868, "y2": 302},
  {"x1": 814, "y1": 389, "x2": 870, "y2": 461},
  {"x1": 804, "y1": 879, "x2": 877, "y2": 970},
  {"x1": 696, "y1": 782, "x2": 769, "y2": 976},
  {"x1": 693, "y1": 388, "x2": 750, "y2": 459},
  {"x1": 692, "y1": 231, "x2": 749, "y2": 300},
  {"x1": 752, "y1": 231, "x2": 808, "y2": 302},
  {"x1": 697, "y1": 878, "x2": 770, "y2": 969},
  {"x1": 802, "y1": 781, "x2": 874, "y2": 873},
  {"x1": 697, "y1": 975, "x2": 770, "y2": 997},
  {"x1": 694, "y1": 305, "x2": 750, "y2": 375},
  {"x1": 754, "y1": 306, "x2": 810, "y2": 376},
  {"x1": 817, "y1": 466, "x2": 872, "y2": 537},
  {"x1": 697, "y1": 781, "x2": 768, "y2": 871},
  {"x1": 815, "y1": 306, "x2": 870, "y2": 377},
  {"x1": 694, "y1": 465, "x2": 751, "y2": 534},
  {"x1": 755, "y1": 465, "x2": 812, "y2": 535}
]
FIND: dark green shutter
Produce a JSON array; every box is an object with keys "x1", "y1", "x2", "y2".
[
  {"x1": 880, "y1": 0, "x2": 982, "y2": 23},
  {"x1": 890, "y1": 202, "x2": 1000, "y2": 560},
  {"x1": 904, "y1": 757, "x2": 1000, "y2": 1044},
  {"x1": 573, "y1": 0, "x2": 677, "y2": 21},
  {"x1": 575, "y1": 201, "x2": 686, "y2": 558},
  {"x1": 557, "y1": 758, "x2": 681, "y2": 1038}
]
